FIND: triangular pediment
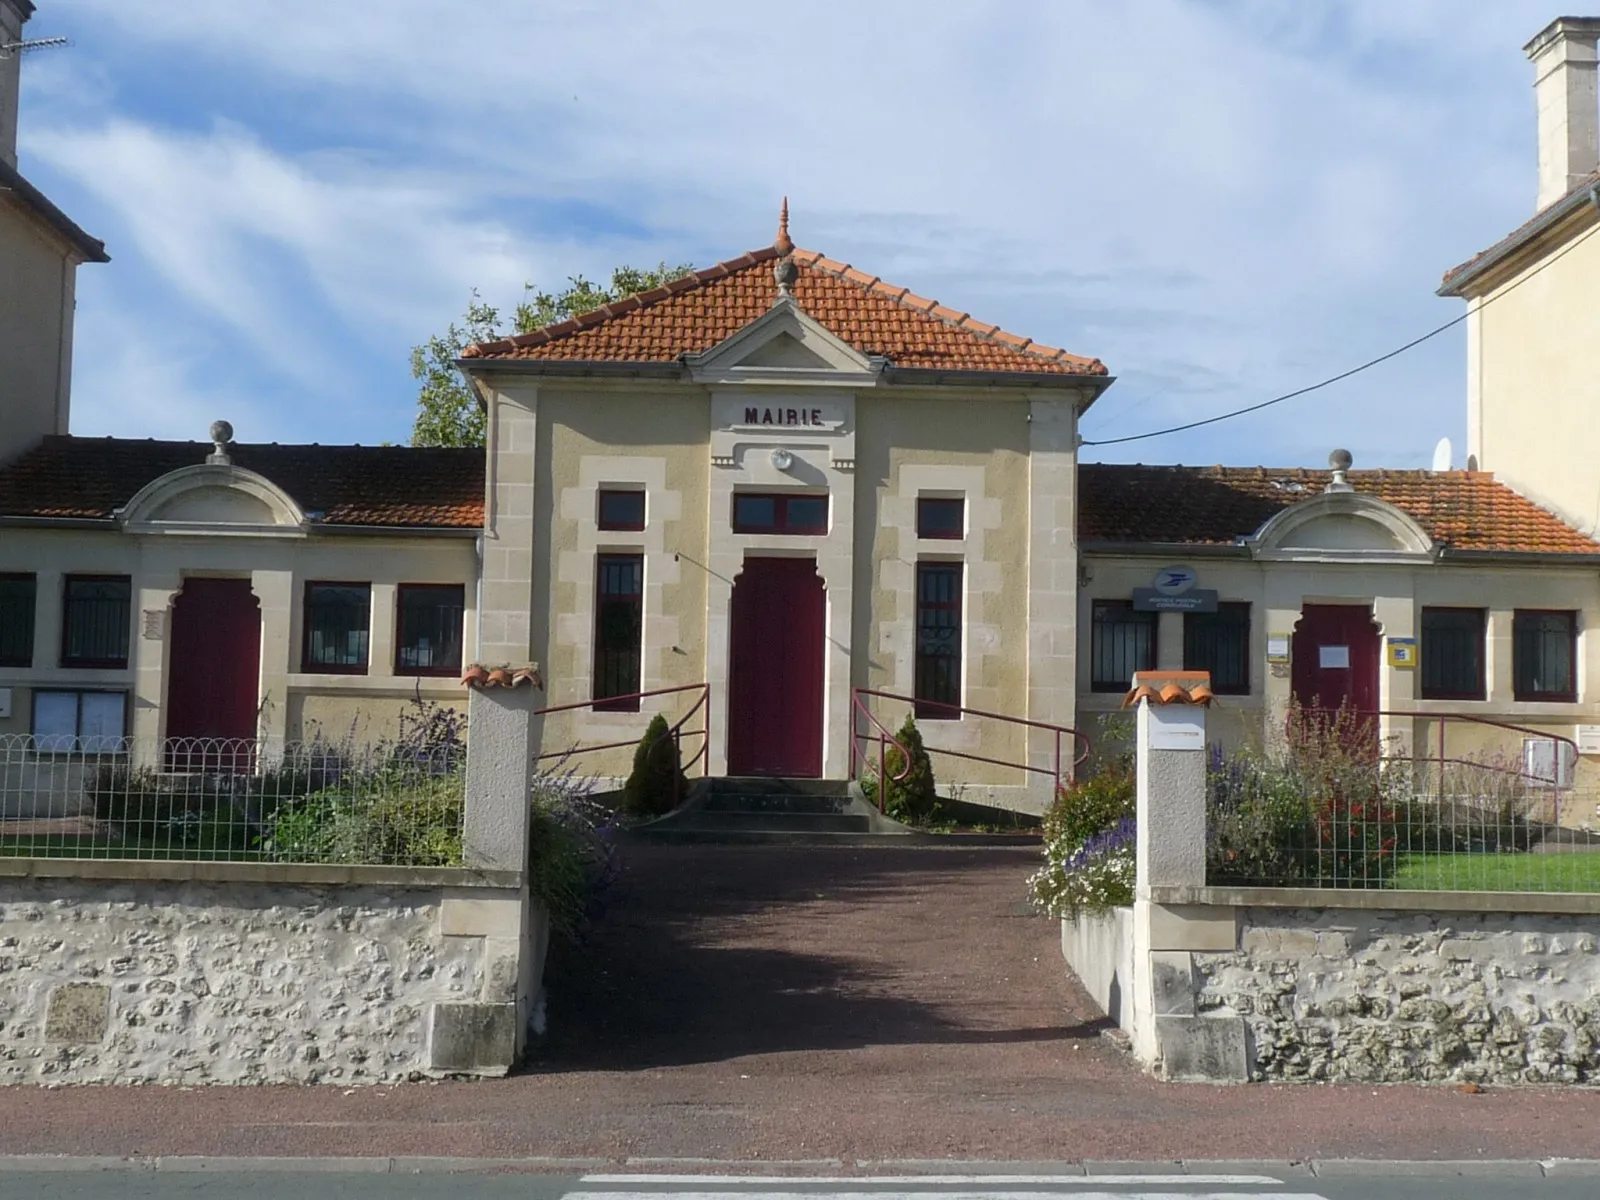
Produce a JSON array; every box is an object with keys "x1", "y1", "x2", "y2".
[{"x1": 685, "y1": 297, "x2": 885, "y2": 385}]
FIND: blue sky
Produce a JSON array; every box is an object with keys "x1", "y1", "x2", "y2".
[{"x1": 12, "y1": 0, "x2": 1567, "y2": 467}]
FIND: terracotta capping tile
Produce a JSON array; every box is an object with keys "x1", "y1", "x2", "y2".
[
  {"x1": 841, "y1": 267, "x2": 880, "y2": 288},
  {"x1": 962, "y1": 317, "x2": 998, "y2": 336},
  {"x1": 900, "y1": 290, "x2": 940, "y2": 313},
  {"x1": 990, "y1": 330, "x2": 1033, "y2": 350},
  {"x1": 931, "y1": 304, "x2": 969, "y2": 324}
]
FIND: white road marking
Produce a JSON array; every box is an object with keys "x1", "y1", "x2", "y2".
[
  {"x1": 576, "y1": 1184, "x2": 1286, "y2": 1196},
  {"x1": 564, "y1": 1190, "x2": 1326, "y2": 1200}
]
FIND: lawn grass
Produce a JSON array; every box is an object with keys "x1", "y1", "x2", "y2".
[
  {"x1": 1389, "y1": 850, "x2": 1600, "y2": 893},
  {"x1": 0, "y1": 835, "x2": 269, "y2": 862}
]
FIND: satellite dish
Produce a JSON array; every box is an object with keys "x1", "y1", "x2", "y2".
[{"x1": 1431, "y1": 436, "x2": 1453, "y2": 473}]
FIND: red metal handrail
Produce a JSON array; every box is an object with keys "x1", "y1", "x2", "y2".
[
  {"x1": 850, "y1": 687, "x2": 1091, "y2": 802},
  {"x1": 532, "y1": 683, "x2": 711, "y2": 779},
  {"x1": 848, "y1": 690, "x2": 914, "y2": 812}
]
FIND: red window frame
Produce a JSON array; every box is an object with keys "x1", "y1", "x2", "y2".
[
  {"x1": 732, "y1": 492, "x2": 829, "y2": 536},
  {"x1": 916, "y1": 496, "x2": 965, "y2": 540},
  {"x1": 915, "y1": 561, "x2": 963, "y2": 720},
  {"x1": 59, "y1": 575, "x2": 132, "y2": 669},
  {"x1": 593, "y1": 553, "x2": 644, "y2": 712},
  {"x1": 1419, "y1": 607, "x2": 1487, "y2": 701},
  {"x1": 301, "y1": 581, "x2": 372, "y2": 675},
  {"x1": 1513, "y1": 609, "x2": 1578, "y2": 702},
  {"x1": 0, "y1": 573, "x2": 36, "y2": 667},
  {"x1": 597, "y1": 488, "x2": 646, "y2": 532},
  {"x1": 394, "y1": 583, "x2": 466, "y2": 677}
]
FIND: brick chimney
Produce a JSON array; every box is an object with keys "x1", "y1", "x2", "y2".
[{"x1": 1525, "y1": 16, "x2": 1600, "y2": 210}]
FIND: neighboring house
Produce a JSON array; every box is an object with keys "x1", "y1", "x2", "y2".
[
  {"x1": 0, "y1": 0, "x2": 109, "y2": 467},
  {"x1": 1439, "y1": 15, "x2": 1600, "y2": 534},
  {"x1": 0, "y1": 431, "x2": 483, "y2": 761},
  {"x1": 1076, "y1": 460, "x2": 1600, "y2": 813},
  {"x1": 458, "y1": 212, "x2": 1113, "y2": 810}
]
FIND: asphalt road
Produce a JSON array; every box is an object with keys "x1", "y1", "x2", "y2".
[{"x1": 3, "y1": 1167, "x2": 1600, "y2": 1200}]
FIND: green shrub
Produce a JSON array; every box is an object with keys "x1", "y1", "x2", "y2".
[
  {"x1": 621, "y1": 713, "x2": 685, "y2": 818},
  {"x1": 1041, "y1": 769, "x2": 1136, "y2": 849},
  {"x1": 858, "y1": 713, "x2": 940, "y2": 823},
  {"x1": 525, "y1": 762, "x2": 617, "y2": 940},
  {"x1": 265, "y1": 767, "x2": 463, "y2": 866},
  {"x1": 1029, "y1": 770, "x2": 1137, "y2": 918}
]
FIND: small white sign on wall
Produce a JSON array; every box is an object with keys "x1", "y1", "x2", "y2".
[
  {"x1": 1145, "y1": 704, "x2": 1207, "y2": 752},
  {"x1": 1577, "y1": 725, "x2": 1600, "y2": 756},
  {"x1": 1319, "y1": 644, "x2": 1350, "y2": 670}
]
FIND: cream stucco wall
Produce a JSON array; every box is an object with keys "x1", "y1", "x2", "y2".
[
  {"x1": 1464, "y1": 206, "x2": 1600, "y2": 534},
  {"x1": 0, "y1": 202, "x2": 76, "y2": 467},
  {"x1": 854, "y1": 393, "x2": 1034, "y2": 794},
  {"x1": 477, "y1": 362, "x2": 1093, "y2": 808},
  {"x1": 0, "y1": 525, "x2": 477, "y2": 752},
  {"x1": 1079, "y1": 550, "x2": 1600, "y2": 822}
]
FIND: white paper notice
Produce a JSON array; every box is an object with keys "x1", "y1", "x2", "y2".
[{"x1": 1319, "y1": 644, "x2": 1350, "y2": 669}]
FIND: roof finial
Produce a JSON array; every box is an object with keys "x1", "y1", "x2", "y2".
[
  {"x1": 207, "y1": 420, "x2": 234, "y2": 466},
  {"x1": 1326, "y1": 448, "x2": 1354, "y2": 493},
  {"x1": 774, "y1": 196, "x2": 793, "y2": 256}
]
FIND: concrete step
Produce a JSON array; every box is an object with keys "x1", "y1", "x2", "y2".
[
  {"x1": 700, "y1": 776, "x2": 854, "y2": 798},
  {"x1": 621, "y1": 826, "x2": 917, "y2": 846},
  {"x1": 700, "y1": 792, "x2": 856, "y2": 815},
  {"x1": 670, "y1": 810, "x2": 872, "y2": 833}
]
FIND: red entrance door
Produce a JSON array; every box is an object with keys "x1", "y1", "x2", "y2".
[
  {"x1": 727, "y1": 557, "x2": 825, "y2": 777},
  {"x1": 1292, "y1": 603, "x2": 1380, "y2": 718},
  {"x1": 166, "y1": 578, "x2": 262, "y2": 753}
]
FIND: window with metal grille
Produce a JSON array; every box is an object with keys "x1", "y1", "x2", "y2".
[
  {"x1": 0, "y1": 574, "x2": 36, "y2": 667},
  {"x1": 593, "y1": 553, "x2": 643, "y2": 711},
  {"x1": 916, "y1": 496, "x2": 964, "y2": 540},
  {"x1": 1184, "y1": 602, "x2": 1251, "y2": 695},
  {"x1": 395, "y1": 584, "x2": 465, "y2": 676},
  {"x1": 302, "y1": 582, "x2": 371, "y2": 673},
  {"x1": 1091, "y1": 600, "x2": 1156, "y2": 692},
  {"x1": 597, "y1": 488, "x2": 646, "y2": 531},
  {"x1": 1420, "y1": 607, "x2": 1486, "y2": 700},
  {"x1": 1513, "y1": 610, "x2": 1577, "y2": 701},
  {"x1": 732, "y1": 492, "x2": 829, "y2": 535},
  {"x1": 60, "y1": 576, "x2": 131, "y2": 669},
  {"x1": 915, "y1": 561, "x2": 962, "y2": 719}
]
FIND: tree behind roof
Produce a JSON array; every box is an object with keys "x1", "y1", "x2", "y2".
[{"x1": 409, "y1": 262, "x2": 694, "y2": 448}]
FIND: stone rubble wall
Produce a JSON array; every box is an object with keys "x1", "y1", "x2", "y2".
[
  {"x1": 0, "y1": 878, "x2": 492, "y2": 1085},
  {"x1": 1194, "y1": 907, "x2": 1600, "y2": 1085}
]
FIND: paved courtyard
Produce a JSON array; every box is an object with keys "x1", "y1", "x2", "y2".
[{"x1": 3, "y1": 843, "x2": 1600, "y2": 1163}]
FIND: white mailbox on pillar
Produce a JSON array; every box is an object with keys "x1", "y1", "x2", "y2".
[{"x1": 1126, "y1": 670, "x2": 1212, "y2": 896}]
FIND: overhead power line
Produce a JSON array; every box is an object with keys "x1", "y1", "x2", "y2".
[{"x1": 1080, "y1": 210, "x2": 1600, "y2": 449}]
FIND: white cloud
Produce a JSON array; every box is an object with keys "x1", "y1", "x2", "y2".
[{"x1": 16, "y1": 0, "x2": 1572, "y2": 460}]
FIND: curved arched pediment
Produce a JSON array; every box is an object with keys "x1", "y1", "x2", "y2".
[
  {"x1": 117, "y1": 464, "x2": 308, "y2": 536},
  {"x1": 1247, "y1": 491, "x2": 1436, "y2": 563}
]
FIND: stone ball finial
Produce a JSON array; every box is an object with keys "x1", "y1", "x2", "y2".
[
  {"x1": 1329, "y1": 448, "x2": 1353, "y2": 471},
  {"x1": 210, "y1": 420, "x2": 234, "y2": 446}
]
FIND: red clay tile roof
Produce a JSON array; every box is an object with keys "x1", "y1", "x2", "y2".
[
  {"x1": 0, "y1": 436, "x2": 483, "y2": 529},
  {"x1": 1078, "y1": 465, "x2": 1600, "y2": 555},
  {"x1": 463, "y1": 246, "x2": 1107, "y2": 376},
  {"x1": 1439, "y1": 170, "x2": 1599, "y2": 294}
]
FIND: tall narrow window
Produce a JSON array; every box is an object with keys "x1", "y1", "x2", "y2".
[
  {"x1": 915, "y1": 561, "x2": 962, "y2": 718},
  {"x1": 1184, "y1": 602, "x2": 1251, "y2": 695},
  {"x1": 395, "y1": 584, "x2": 465, "y2": 675},
  {"x1": 1091, "y1": 600, "x2": 1156, "y2": 692},
  {"x1": 302, "y1": 582, "x2": 371, "y2": 673},
  {"x1": 1420, "y1": 607, "x2": 1486, "y2": 700},
  {"x1": 60, "y1": 576, "x2": 131, "y2": 669},
  {"x1": 593, "y1": 553, "x2": 644, "y2": 711},
  {"x1": 1513, "y1": 610, "x2": 1577, "y2": 702},
  {"x1": 0, "y1": 574, "x2": 36, "y2": 667}
]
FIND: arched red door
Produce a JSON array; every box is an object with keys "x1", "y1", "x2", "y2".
[
  {"x1": 166, "y1": 578, "x2": 262, "y2": 753},
  {"x1": 1291, "y1": 604, "x2": 1380, "y2": 714},
  {"x1": 727, "y1": 557, "x2": 825, "y2": 777}
]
